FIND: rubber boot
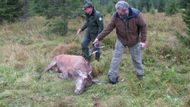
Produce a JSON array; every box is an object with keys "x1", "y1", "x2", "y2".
[
  {"x1": 95, "y1": 52, "x2": 100, "y2": 61},
  {"x1": 82, "y1": 48, "x2": 90, "y2": 61}
]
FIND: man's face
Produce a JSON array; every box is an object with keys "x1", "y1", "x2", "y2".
[
  {"x1": 117, "y1": 8, "x2": 128, "y2": 16},
  {"x1": 84, "y1": 7, "x2": 93, "y2": 14}
]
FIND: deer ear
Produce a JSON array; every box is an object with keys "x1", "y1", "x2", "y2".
[
  {"x1": 44, "y1": 61, "x2": 56, "y2": 72},
  {"x1": 88, "y1": 70, "x2": 92, "y2": 75}
]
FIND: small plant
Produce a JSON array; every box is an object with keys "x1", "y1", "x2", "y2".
[
  {"x1": 142, "y1": 55, "x2": 155, "y2": 66},
  {"x1": 149, "y1": 6, "x2": 157, "y2": 14},
  {"x1": 175, "y1": 31, "x2": 190, "y2": 48},
  {"x1": 165, "y1": 1, "x2": 178, "y2": 15},
  {"x1": 46, "y1": 17, "x2": 68, "y2": 36},
  {"x1": 187, "y1": 100, "x2": 190, "y2": 106},
  {"x1": 177, "y1": 1, "x2": 190, "y2": 48}
]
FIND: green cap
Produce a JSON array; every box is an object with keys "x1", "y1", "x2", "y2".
[{"x1": 83, "y1": 2, "x2": 93, "y2": 10}]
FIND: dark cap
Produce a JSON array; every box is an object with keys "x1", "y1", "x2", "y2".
[{"x1": 83, "y1": 2, "x2": 93, "y2": 10}]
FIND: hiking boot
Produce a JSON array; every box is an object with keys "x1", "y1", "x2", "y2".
[
  {"x1": 137, "y1": 75, "x2": 144, "y2": 80},
  {"x1": 108, "y1": 76, "x2": 119, "y2": 84}
]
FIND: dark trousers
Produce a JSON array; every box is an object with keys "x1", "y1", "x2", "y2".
[{"x1": 81, "y1": 33, "x2": 100, "y2": 61}]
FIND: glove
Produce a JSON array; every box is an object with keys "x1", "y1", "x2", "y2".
[{"x1": 140, "y1": 42, "x2": 146, "y2": 48}]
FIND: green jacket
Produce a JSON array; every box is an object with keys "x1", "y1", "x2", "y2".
[{"x1": 81, "y1": 8, "x2": 104, "y2": 34}]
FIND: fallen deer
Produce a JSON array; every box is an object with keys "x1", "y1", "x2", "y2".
[{"x1": 44, "y1": 54, "x2": 93, "y2": 95}]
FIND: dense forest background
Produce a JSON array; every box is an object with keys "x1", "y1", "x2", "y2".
[
  {"x1": 0, "y1": 0, "x2": 188, "y2": 32},
  {"x1": 1, "y1": 0, "x2": 189, "y2": 45}
]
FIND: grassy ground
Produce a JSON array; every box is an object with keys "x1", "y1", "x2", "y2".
[{"x1": 0, "y1": 13, "x2": 190, "y2": 107}]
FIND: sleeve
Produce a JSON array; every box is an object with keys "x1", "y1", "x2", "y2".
[
  {"x1": 136, "y1": 13, "x2": 147, "y2": 42},
  {"x1": 81, "y1": 16, "x2": 88, "y2": 31},
  {"x1": 97, "y1": 15, "x2": 116, "y2": 41}
]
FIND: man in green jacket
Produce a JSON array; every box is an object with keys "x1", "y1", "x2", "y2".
[
  {"x1": 77, "y1": 2, "x2": 104, "y2": 61},
  {"x1": 93, "y1": 1, "x2": 147, "y2": 84}
]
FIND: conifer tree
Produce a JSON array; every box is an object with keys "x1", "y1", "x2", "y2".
[
  {"x1": 0, "y1": 0, "x2": 23, "y2": 23},
  {"x1": 31, "y1": 0, "x2": 82, "y2": 35},
  {"x1": 176, "y1": 0, "x2": 190, "y2": 47},
  {"x1": 165, "y1": 0, "x2": 178, "y2": 15},
  {"x1": 183, "y1": 3, "x2": 190, "y2": 44}
]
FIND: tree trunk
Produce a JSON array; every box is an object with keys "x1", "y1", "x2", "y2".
[{"x1": 21, "y1": 0, "x2": 29, "y2": 19}]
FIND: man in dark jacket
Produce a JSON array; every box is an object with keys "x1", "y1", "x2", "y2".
[
  {"x1": 77, "y1": 2, "x2": 104, "y2": 61},
  {"x1": 93, "y1": 1, "x2": 147, "y2": 84}
]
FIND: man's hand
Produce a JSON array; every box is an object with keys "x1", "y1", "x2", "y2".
[
  {"x1": 140, "y1": 42, "x2": 146, "y2": 48},
  {"x1": 93, "y1": 38, "x2": 99, "y2": 45},
  {"x1": 77, "y1": 28, "x2": 81, "y2": 35}
]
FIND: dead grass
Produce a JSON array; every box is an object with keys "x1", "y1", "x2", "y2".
[
  {"x1": 0, "y1": 13, "x2": 189, "y2": 107},
  {"x1": 52, "y1": 42, "x2": 81, "y2": 57},
  {"x1": 143, "y1": 13, "x2": 186, "y2": 32},
  {"x1": 0, "y1": 44, "x2": 30, "y2": 66}
]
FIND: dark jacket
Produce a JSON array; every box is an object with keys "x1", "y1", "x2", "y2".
[
  {"x1": 81, "y1": 8, "x2": 104, "y2": 34},
  {"x1": 97, "y1": 8, "x2": 147, "y2": 47}
]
